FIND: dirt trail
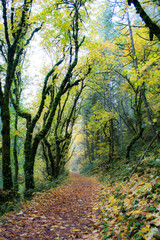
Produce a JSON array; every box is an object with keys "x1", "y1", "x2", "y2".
[{"x1": 0, "y1": 173, "x2": 103, "y2": 239}]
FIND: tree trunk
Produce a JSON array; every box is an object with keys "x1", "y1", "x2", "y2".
[
  {"x1": 125, "y1": 10, "x2": 144, "y2": 160},
  {"x1": 126, "y1": 127, "x2": 144, "y2": 159},
  {"x1": 108, "y1": 77, "x2": 114, "y2": 162},
  {"x1": 119, "y1": 115, "x2": 123, "y2": 151},
  {"x1": 91, "y1": 137, "x2": 95, "y2": 161},
  {"x1": 140, "y1": 86, "x2": 160, "y2": 142},
  {"x1": 43, "y1": 138, "x2": 55, "y2": 179},
  {"x1": 24, "y1": 154, "x2": 34, "y2": 198},
  {"x1": 24, "y1": 149, "x2": 35, "y2": 197},
  {"x1": 84, "y1": 122, "x2": 92, "y2": 163},
  {"x1": 55, "y1": 141, "x2": 62, "y2": 178},
  {"x1": 1, "y1": 50, "x2": 15, "y2": 196},
  {"x1": 24, "y1": 128, "x2": 34, "y2": 196},
  {"x1": 108, "y1": 118, "x2": 114, "y2": 162},
  {"x1": 13, "y1": 112, "x2": 19, "y2": 197},
  {"x1": 1, "y1": 94, "x2": 13, "y2": 195},
  {"x1": 42, "y1": 141, "x2": 51, "y2": 177}
]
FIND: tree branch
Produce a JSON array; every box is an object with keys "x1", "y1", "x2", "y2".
[
  {"x1": 12, "y1": 0, "x2": 33, "y2": 50},
  {"x1": 31, "y1": 57, "x2": 64, "y2": 130},
  {"x1": 0, "y1": 40, "x2": 7, "y2": 62},
  {"x1": 10, "y1": 92, "x2": 31, "y2": 121},
  {"x1": 11, "y1": 0, "x2": 15, "y2": 38},
  {"x1": 65, "y1": 80, "x2": 84, "y2": 136},
  {"x1": 24, "y1": 23, "x2": 43, "y2": 47},
  {"x1": 113, "y1": 68, "x2": 137, "y2": 93},
  {"x1": 1, "y1": 0, "x2": 10, "y2": 47},
  {"x1": 128, "y1": 0, "x2": 160, "y2": 41}
]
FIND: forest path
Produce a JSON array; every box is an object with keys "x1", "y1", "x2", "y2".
[{"x1": 0, "y1": 173, "x2": 103, "y2": 239}]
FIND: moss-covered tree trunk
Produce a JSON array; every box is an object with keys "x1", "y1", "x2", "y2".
[
  {"x1": 43, "y1": 138, "x2": 55, "y2": 179},
  {"x1": 1, "y1": 52, "x2": 15, "y2": 195},
  {"x1": 0, "y1": 0, "x2": 34, "y2": 198},
  {"x1": 126, "y1": 91, "x2": 144, "y2": 159},
  {"x1": 1, "y1": 95, "x2": 13, "y2": 193},
  {"x1": 126, "y1": 127, "x2": 144, "y2": 159},
  {"x1": 42, "y1": 141, "x2": 52, "y2": 178},
  {"x1": 24, "y1": 130, "x2": 34, "y2": 195},
  {"x1": 13, "y1": 112, "x2": 19, "y2": 196},
  {"x1": 55, "y1": 140, "x2": 62, "y2": 178}
]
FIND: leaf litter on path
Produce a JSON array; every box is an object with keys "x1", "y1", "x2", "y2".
[{"x1": 0, "y1": 173, "x2": 103, "y2": 239}]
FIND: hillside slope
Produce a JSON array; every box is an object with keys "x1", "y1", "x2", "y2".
[{"x1": 99, "y1": 155, "x2": 160, "y2": 239}]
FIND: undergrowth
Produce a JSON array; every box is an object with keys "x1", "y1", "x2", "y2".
[
  {"x1": 34, "y1": 170, "x2": 70, "y2": 192},
  {"x1": 0, "y1": 171, "x2": 70, "y2": 217},
  {"x1": 81, "y1": 150, "x2": 160, "y2": 240},
  {"x1": 102, "y1": 155, "x2": 160, "y2": 240}
]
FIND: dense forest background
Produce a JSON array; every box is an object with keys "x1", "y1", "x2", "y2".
[{"x1": 0, "y1": 0, "x2": 159, "y2": 204}]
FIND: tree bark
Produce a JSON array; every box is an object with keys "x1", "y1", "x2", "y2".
[
  {"x1": 43, "y1": 138, "x2": 55, "y2": 179},
  {"x1": 13, "y1": 112, "x2": 19, "y2": 196},
  {"x1": 23, "y1": 126, "x2": 34, "y2": 195},
  {"x1": 55, "y1": 140, "x2": 62, "y2": 178},
  {"x1": 1, "y1": 55, "x2": 15, "y2": 194},
  {"x1": 42, "y1": 141, "x2": 51, "y2": 177},
  {"x1": 1, "y1": 99, "x2": 13, "y2": 193},
  {"x1": 126, "y1": 127, "x2": 144, "y2": 159}
]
